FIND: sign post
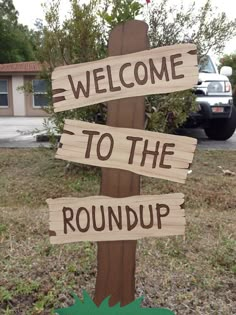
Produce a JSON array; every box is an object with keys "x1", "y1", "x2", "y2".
[
  {"x1": 50, "y1": 19, "x2": 198, "y2": 312},
  {"x1": 95, "y1": 20, "x2": 148, "y2": 307}
]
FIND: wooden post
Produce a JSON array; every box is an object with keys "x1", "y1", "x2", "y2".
[{"x1": 94, "y1": 20, "x2": 149, "y2": 307}]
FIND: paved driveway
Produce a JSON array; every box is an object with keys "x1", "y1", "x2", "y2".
[
  {"x1": 0, "y1": 117, "x2": 236, "y2": 149},
  {"x1": 0, "y1": 117, "x2": 50, "y2": 148},
  {"x1": 177, "y1": 128, "x2": 236, "y2": 150}
]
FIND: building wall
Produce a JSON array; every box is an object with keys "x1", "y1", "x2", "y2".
[
  {"x1": 0, "y1": 76, "x2": 14, "y2": 116},
  {"x1": 0, "y1": 74, "x2": 50, "y2": 117},
  {"x1": 12, "y1": 76, "x2": 25, "y2": 116}
]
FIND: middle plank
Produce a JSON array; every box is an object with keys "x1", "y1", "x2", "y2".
[{"x1": 56, "y1": 120, "x2": 197, "y2": 184}]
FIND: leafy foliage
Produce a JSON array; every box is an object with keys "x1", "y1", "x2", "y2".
[
  {"x1": 148, "y1": 0, "x2": 236, "y2": 56},
  {"x1": 38, "y1": 0, "x2": 105, "y2": 69},
  {"x1": 219, "y1": 53, "x2": 236, "y2": 100},
  {"x1": 37, "y1": 0, "x2": 145, "y2": 135},
  {"x1": 219, "y1": 54, "x2": 236, "y2": 80},
  {"x1": 146, "y1": 91, "x2": 196, "y2": 133},
  {"x1": 145, "y1": 0, "x2": 236, "y2": 131},
  {"x1": 34, "y1": 0, "x2": 106, "y2": 134},
  {"x1": 0, "y1": 0, "x2": 35, "y2": 63},
  {"x1": 100, "y1": 0, "x2": 143, "y2": 28},
  {"x1": 36, "y1": 0, "x2": 236, "y2": 134},
  {"x1": 55, "y1": 291, "x2": 174, "y2": 315}
]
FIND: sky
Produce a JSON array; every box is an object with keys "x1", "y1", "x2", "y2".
[{"x1": 13, "y1": 0, "x2": 236, "y2": 56}]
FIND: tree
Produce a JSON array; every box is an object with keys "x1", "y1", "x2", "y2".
[
  {"x1": 219, "y1": 53, "x2": 236, "y2": 105},
  {"x1": 100, "y1": 0, "x2": 143, "y2": 28},
  {"x1": 219, "y1": 54, "x2": 236, "y2": 87},
  {"x1": 36, "y1": 0, "x2": 149, "y2": 135},
  {"x1": 144, "y1": 0, "x2": 236, "y2": 132},
  {"x1": 0, "y1": 0, "x2": 18, "y2": 25},
  {"x1": 0, "y1": 0, "x2": 35, "y2": 63},
  {"x1": 37, "y1": 0, "x2": 105, "y2": 69},
  {"x1": 148, "y1": 0, "x2": 236, "y2": 56},
  {"x1": 34, "y1": 0, "x2": 107, "y2": 135},
  {"x1": 37, "y1": 0, "x2": 236, "y2": 134}
]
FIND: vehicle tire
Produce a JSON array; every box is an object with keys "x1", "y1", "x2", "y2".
[{"x1": 204, "y1": 106, "x2": 236, "y2": 140}]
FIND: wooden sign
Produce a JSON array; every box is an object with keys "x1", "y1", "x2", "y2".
[
  {"x1": 47, "y1": 193, "x2": 185, "y2": 244},
  {"x1": 48, "y1": 20, "x2": 198, "y2": 307},
  {"x1": 52, "y1": 43, "x2": 198, "y2": 112},
  {"x1": 56, "y1": 119, "x2": 197, "y2": 184}
]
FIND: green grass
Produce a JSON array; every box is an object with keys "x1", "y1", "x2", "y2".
[
  {"x1": 55, "y1": 291, "x2": 174, "y2": 315},
  {"x1": 0, "y1": 148, "x2": 235, "y2": 314}
]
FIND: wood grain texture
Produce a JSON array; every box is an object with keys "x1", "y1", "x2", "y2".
[
  {"x1": 56, "y1": 119, "x2": 197, "y2": 184},
  {"x1": 47, "y1": 193, "x2": 185, "y2": 244},
  {"x1": 52, "y1": 43, "x2": 198, "y2": 112},
  {"x1": 95, "y1": 20, "x2": 148, "y2": 307}
]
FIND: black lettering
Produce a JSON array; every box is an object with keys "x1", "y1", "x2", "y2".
[
  {"x1": 119, "y1": 63, "x2": 134, "y2": 88},
  {"x1": 76, "y1": 207, "x2": 90, "y2": 232},
  {"x1": 170, "y1": 54, "x2": 184, "y2": 79},
  {"x1": 141, "y1": 140, "x2": 160, "y2": 168},
  {"x1": 92, "y1": 205, "x2": 105, "y2": 231},
  {"x1": 140, "y1": 205, "x2": 154, "y2": 229},
  {"x1": 134, "y1": 62, "x2": 148, "y2": 85},
  {"x1": 97, "y1": 133, "x2": 114, "y2": 161},
  {"x1": 126, "y1": 136, "x2": 143, "y2": 164},
  {"x1": 126, "y1": 206, "x2": 138, "y2": 231},
  {"x1": 149, "y1": 57, "x2": 170, "y2": 83},
  {"x1": 93, "y1": 68, "x2": 107, "y2": 93},
  {"x1": 156, "y1": 204, "x2": 170, "y2": 229},
  {"x1": 82, "y1": 130, "x2": 100, "y2": 158},
  {"x1": 160, "y1": 143, "x2": 175, "y2": 169},
  {"x1": 62, "y1": 207, "x2": 75, "y2": 234},
  {"x1": 107, "y1": 65, "x2": 121, "y2": 92},
  {"x1": 108, "y1": 206, "x2": 122, "y2": 231},
  {"x1": 68, "y1": 73, "x2": 90, "y2": 98}
]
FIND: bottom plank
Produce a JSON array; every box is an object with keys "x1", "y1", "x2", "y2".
[{"x1": 47, "y1": 193, "x2": 185, "y2": 244}]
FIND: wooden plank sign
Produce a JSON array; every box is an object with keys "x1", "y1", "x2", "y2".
[
  {"x1": 47, "y1": 193, "x2": 185, "y2": 244},
  {"x1": 52, "y1": 44, "x2": 198, "y2": 112},
  {"x1": 56, "y1": 119, "x2": 197, "y2": 184},
  {"x1": 48, "y1": 20, "x2": 199, "y2": 307}
]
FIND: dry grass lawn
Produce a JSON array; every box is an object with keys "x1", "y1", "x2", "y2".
[{"x1": 0, "y1": 148, "x2": 236, "y2": 315}]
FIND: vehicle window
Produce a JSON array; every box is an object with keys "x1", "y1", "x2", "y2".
[{"x1": 198, "y1": 56, "x2": 216, "y2": 73}]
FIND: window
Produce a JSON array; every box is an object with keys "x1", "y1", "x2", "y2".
[
  {"x1": 0, "y1": 80, "x2": 8, "y2": 107},
  {"x1": 198, "y1": 56, "x2": 216, "y2": 74},
  {"x1": 32, "y1": 79, "x2": 48, "y2": 107}
]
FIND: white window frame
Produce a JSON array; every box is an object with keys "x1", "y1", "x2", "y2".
[
  {"x1": 32, "y1": 79, "x2": 48, "y2": 108},
  {"x1": 0, "y1": 79, "x2": 9, "y2": 108}
]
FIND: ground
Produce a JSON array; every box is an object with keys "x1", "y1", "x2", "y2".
[{"x1": 0, "y1": 148, "x2": 236, "y2": 315}]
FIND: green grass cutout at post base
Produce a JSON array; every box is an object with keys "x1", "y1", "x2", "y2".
[{"x1": 55, "y1": 291, "x2": 175, "y2": 315}]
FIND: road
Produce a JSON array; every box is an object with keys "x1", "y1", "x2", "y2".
[
  {"x1": 0, "y1": 117, "x2": 236, "y2": 149},
  {"x1": 0, "y1": 117, "x2": 50, "y2": 148},
  {"x1": 177, "y1": 128, "x2": 236, "y2": 150}
]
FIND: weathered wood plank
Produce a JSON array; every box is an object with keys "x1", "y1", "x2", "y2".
[
  {"x1": 47, "y1": 193, "x2": 185, "y2": 244},
  {"x1": 96, "y1": 20, "x2": 145, "y2": 307},
  {"x1": 56, "y1": 119, "x2": 197, "y2": 184},
  {"x1": 52, "y1": 44, "x2": 198, "y2": 112}
]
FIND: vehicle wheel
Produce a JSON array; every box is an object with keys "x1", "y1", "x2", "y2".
[{"x1": 204, "y1": 106, "x2": 236, "y2": 140}]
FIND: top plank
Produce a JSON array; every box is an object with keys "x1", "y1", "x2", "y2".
[{"x1": 52, "y1": 44, "x2": 198, "y2": 112}]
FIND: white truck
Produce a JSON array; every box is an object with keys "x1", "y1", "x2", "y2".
[{"x1": 187, "y1": 55, "x2": 236, "y2": 140}]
